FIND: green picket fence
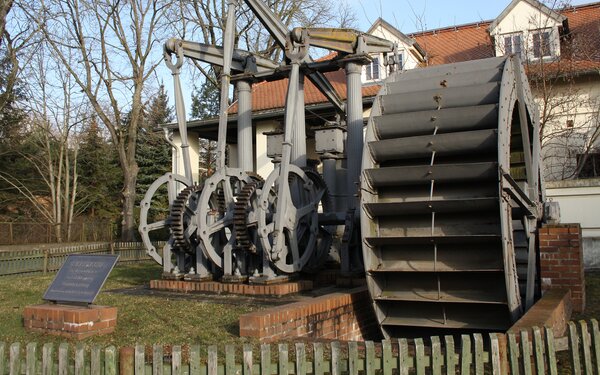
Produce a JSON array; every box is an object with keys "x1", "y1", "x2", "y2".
[
  {"x1": 0, "y1": 242, "x2": 161, "y2": 276},
  {"x1": 3, "y1": 319, "x2": 600, "y2": 374}
]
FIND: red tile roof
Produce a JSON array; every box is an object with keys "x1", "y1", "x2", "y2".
[
  {"x1": 231, "y1": 70, "x2": 380, "y2": 113},
  {"x1": 410, "y1": 22, "x2": 495, "y2": 65},
  {"x1": 232, "y1": 2, "x2": 600, "y2": 114}
]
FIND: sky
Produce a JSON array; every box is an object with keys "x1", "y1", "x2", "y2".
[{"x1": 349, "y1": 0, "x2": 591, "y2": 34}]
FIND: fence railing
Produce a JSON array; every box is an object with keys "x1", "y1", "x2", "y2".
[
  {"x1": 2, "y1": 320, "x2": 599, "y2": 374},
  {"x1": 0, "y1": 221, "x2": 117, "y2": 245},
  {"x1": 0, "y1": 242, "x2": 160, "y2": 276}
]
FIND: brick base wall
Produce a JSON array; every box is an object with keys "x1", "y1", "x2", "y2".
[
  {"x1": 508, "y1": 289, "x2": 572, "y2": 338},
  {"x1": 150, "y1": 279, "x2": 313, "y2": 296},
  {"x1": 239, "y1": 287, "x2": 380, "y2": 342},
  {"x1": 539, "y1": 223, "x2": 585, "y2": 312},
  {"x1": 23, "y1": 304, "x2": 117, "y2": 339}
]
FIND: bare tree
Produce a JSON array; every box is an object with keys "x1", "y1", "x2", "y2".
[
  {"x1": 0, "y1": 0, "x2": 38, "y2": 118},
  {"x1": 0, "y1": 48, "x2": 85, "y2": 241},
  {"x1": 521, "y1": 1, "x2": 600, "y2": 180},
  {"x1": 174, "y1": 0, "x2": 358, "y2": 84},
  {"x1": 0, "y1": 0, "x2": 13, "y2": 44},
  {"x1": 25, "y1": 0, "x2": 171, "y2": 240}
]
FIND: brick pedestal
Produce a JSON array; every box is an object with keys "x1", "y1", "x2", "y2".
[
  {"x1": 239, "y1": 287, "x2": 380, "y2": 342},
  {"x1": 150, "y1": 279, "x2": 312, "y2": 296},
  {"x1": 539, "y1": 223, "x2": 585, "y2": 312},
  {"x1": 508, "y1": 289, "x2": 572, "y2": 338},
  {"x1": 23, "y1": 304, "x2": 117, "y2": 339}
]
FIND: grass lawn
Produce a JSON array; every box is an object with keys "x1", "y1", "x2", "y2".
[
  {"x1": 573, "y1": 270, "x2": 600, "y2": 321},
  {"x1": 1, "y1": 262, "x2": 598, "y2": 356},
  {"x1": 0, "y1": 263, "x2": 261, "y2": 347}
]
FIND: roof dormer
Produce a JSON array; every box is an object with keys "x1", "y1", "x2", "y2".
[
  {"x1": 365, "y1": 18, "x2": 426, "y2": 83},
  {"x1": 489, "y1": 0, "x2": 566, "y2": 61}
]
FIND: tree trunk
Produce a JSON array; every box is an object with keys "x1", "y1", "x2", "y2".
[
  {"x1": 120, "y1": 163, "x2": 138, "y2": 241},
  {"x1": 0, "y1": 0, "x2": 14, "y2": 47}
]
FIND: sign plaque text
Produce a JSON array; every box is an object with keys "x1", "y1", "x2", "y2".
[{"x1": 43, "y1": 254, "x2": 119, "y2": 304}]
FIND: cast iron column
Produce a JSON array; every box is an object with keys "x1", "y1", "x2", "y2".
[
  {"x1": 345, "y1": 61, "x2": 363, "y2": 209},
  {"x1": 237, "y1": 80, "x2": 254, "y2": 172},
  {"x1": 291, "y1": 72, "x2": 307, "y2": 167}
]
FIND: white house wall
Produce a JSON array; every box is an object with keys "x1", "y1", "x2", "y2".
[
  {"x1": 546, "y1": 179, "x2": 600, "y2": 269},
  {"x1": 255, "y1": 120, "x2": 278, "y2": 179},
  {"x1": 171, "y1": 131, "x2": 200, "y2": 183},
  {"x1": 364, "y1": 24, "x2": 421, "y2": 83},
  {"x1": 538, "y1": 77, "x2": 600, "y2": 180},
  {"x1": 490, "y1": 0, "x2": 562, "y2": 59}
]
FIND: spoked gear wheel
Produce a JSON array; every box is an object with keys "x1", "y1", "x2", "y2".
[
  {"x1": 234, "y1": 180, "x2": 263, "y2": 253},
  {"x1": 197, "y1": 169, "x2": 262, "y2": 272},
  {"x1": 302, "y1": 168, "x2": 334, "y2": 273},
  {"x1": 257, "y1": 165, "x2": 329, "y2": 274},
  {"x1": 169, "y1": 184, "x2": 203, "y2": 252},
  {"x1": 138, "y1": 173, "x2": 192, "y2": 265}
]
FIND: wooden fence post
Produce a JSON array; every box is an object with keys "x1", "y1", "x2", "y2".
[
  {"x1": 382, "y1": 340, "x2": 392, "y2": 375},
  {"x1": 398, "y1": 338, "x2": 410, "y2": 375},
  {"x1": 8, "y1": 223, "x2": 13, "y2": 245},
  {"x1": 243, "y1": 344, "x2": 253, "y2": 375},
  {"x1": 545, "y1": 327, "x2": 558, "y2": 375},
  {"x1": 75, "y1": 343, "x2": 85, "y2": 375},
  {"x1": 0, "y1": 342, "x2": 6, "y2": 375},
  {"x1": 569, "y1": 321, "x2": 582, "y2": 375},
  {"x1": 431, "y1": 337, "x2": 442, "y2": 375},
  {"x1": 172, "y1": 346, "x2": 181, "y2": 375},
  {"x1": 25, "y1": 343, "x2": 36, "y2": 375},
  {"x1": 330, "y1": 342, "x2": 341, "y2": 375},
  {"x1": 135, "y1": 345, "x2": 145, "y2": 375},
  {"x1": 91, "y1": 345, "x2": 102, "y2": 375},
  {"x1": 461, "y1": 335, "x2": 472, "y2": 374},
  {"x1": 208, "y1": 345, "x2": 218, "y2": 375},
  {"x1": 295, "y1": 343, "x2": 306, "y2": 375},
  {"x1": 260, "y1": 344, "x2": 270, "y2": 375},
  {"x1": 445, "y1": 336, "x2": 457, "y2": 375},
  {"x1": 43, "y1": 250, "x2": 49, "y2": 274},
  {"x1": 9, "y1": 343, "x2": 20, "y2": 375},
  {"x1": 190, "y1": 344, "x2": 201, "y2": 375},
  {"x1": 120, "y1": 347, "x2": 134, "y2": 375},
  {"x1": 42, "y1": 343, "x2": 53, "y2": 375},
  {"x1": 58, "y1": 343, "x2": 68, "y2": 375},
  {"x1": 278, "y1": 343, "x2": 289, "y2": 375},
  {"x1": 152, "y1": 345, "x2": 163, "y2": 375},
  {"x1": 313, "y1": 343, "x2": 324, "y2": 375},
  {"x1": 105, "y1": 346, "x2": 117, "y2": 375},
  {"x1": 225, "y1": 345, "x2": 235, "y2": 375}
]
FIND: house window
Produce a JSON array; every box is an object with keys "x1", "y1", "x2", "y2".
[
  {"x1": 577, "y1": 153, "x2": 600, "y2": 178},
  {"x1": 366, "y1": 57, "x2": 380, "y2": 81},
  {"x1": 503, "y1": 33, "x2": 522, "y2": 56},
  {"x1": 532, "y1": 29, "x2": 552, "y2": 58},
  {"x1": 396, "y1": 52, "x2": 404, "y2": 70}
]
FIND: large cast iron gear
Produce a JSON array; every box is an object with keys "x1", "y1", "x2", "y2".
[
  {"x1": 138, "y1": 173, "x2": 192, "y2": 265},
  {"x1": 234, "y1": 181, "x2": 261, "y2": 253},
  {"x1": 196, "y1": 169, "x2": 263, "y2": 271},
  {"x1": 257, "y1": 165, "x2": 329, "y2": 274},
  {"x1": 169, "y1": 184, "x2": 203, "y2": 252},
  {"x1": 360, "y1": 56, "x2": 543, "y2": 337},
  {"x1": 233, "y1": 172, "x2": 267, "y2": 253},
  {"x1": 302, "y1": 168, "x2": 334, "y2": 273}
]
